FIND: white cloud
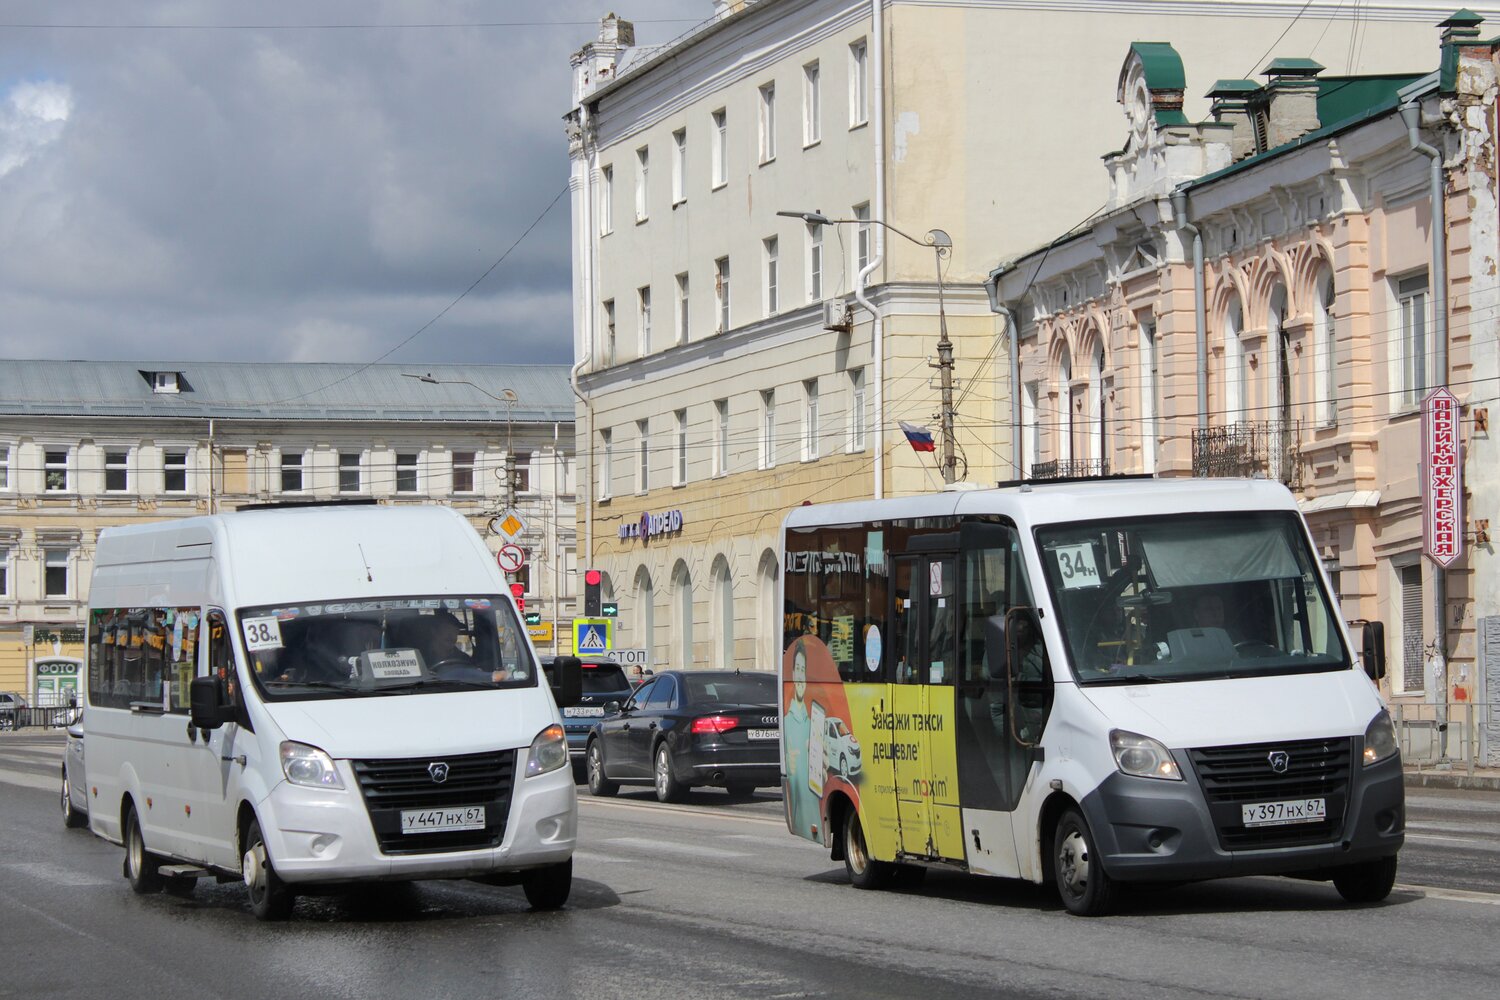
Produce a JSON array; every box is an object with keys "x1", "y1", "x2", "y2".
[{"x1": 0, "y1": 80, "x2": 72, "y2": 177}]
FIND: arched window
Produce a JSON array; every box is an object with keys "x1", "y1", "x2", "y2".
[
  {"x1": 756, "y1": 550, "x2": 779, "y2": 671},
  {"x1": 1223, "y1": 297, "x2": 1246, "y2": 424},
  {"x1": 633, "y1": 567, "x2": 654, "y2": 664},
  {"x1": 1089, "y1": 341, "x2": 1107, "y2": 468},
  {"x1": 1139, "y1": 319, "x2": 1159, "y2": 474},
  {"x1": 672, "y1": 561, "x2": 694, "y2": 667},
  {"x1": 1269, "y1": 283, "x2": 1290, "y2": 424},
  {"x1": 1314, "y1": 268, "x2": 1336, "y2": 425},
  {"x1": 1056, "y1": 342, "x2": 1073, "y2": 463},
  {"x1": 711, "y1": 556, "x2": 734, "y2": 667}
]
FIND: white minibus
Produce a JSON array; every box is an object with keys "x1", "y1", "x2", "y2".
[
  {"x1": 83, "y1": 501, "x2": 582, "y2": 920},
  {"x1": 779, "y1": 477, "x2": 1402, "y2": 915}
]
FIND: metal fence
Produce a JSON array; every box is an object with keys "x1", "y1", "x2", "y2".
[
  {"x1": 0, "y1": 706, "x2": 80, "y2": 731},
  {"x1": 1390, "y1": 700, "x2": 1500, "y2": 773},
  {"x1": 1191, "y1": 420, "x2": 1304, "y2": 487}
]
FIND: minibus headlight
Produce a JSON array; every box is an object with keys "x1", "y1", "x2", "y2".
[
  {"x1": 280, "y1": 741, "x2": 344, "y2": 789},
  {"x1": 1363, "y1": 710, "x2": 1399, "y2": 766},
  {"x1": 525, "y1": 724, "x2": 569, "y2": 778},
  {"x1": 1109, "y1": 730, "x2": 1182, "y2": 780}
]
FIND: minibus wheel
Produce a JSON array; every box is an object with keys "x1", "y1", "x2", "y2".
[
  {"x1": 1053, "y1": 807, "x2": 1116, "y2": 916},
  {"x1": 1332, "y1": 855, "x2": 1398, "y2": 904},
  {"x1": 124, "y1": 805, "x2": 164, "y2": 894},
  {"x1": 61, "y1": 765, "x2": 86, "y2": 829},
  {"x1": 243, "y1": 818, "x2": 295, "y2": 921},
  {"x1": 842, "y1": 810, "x2": 893, "y2": 889},
  {"x1": 522, "y1": 858, "x2": 572, "y2": 910}
]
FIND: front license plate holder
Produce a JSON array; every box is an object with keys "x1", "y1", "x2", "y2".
[
  {"x1": 1240, "y1": 797, "x2": 1326, "y2": 828},
  {"x1": 400, "y1": 805, "x2": 487, "y2": 834}
]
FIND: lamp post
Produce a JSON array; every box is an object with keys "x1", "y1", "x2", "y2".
[
  {"x1": 777, "y1": 210, "x2": 958, "y2": 484},
  {"x1": 402, "y1": 373, "x2": 520, "y2": 507}
]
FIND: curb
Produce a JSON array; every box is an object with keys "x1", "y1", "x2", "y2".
[{"x1": 1404, "y1": 770, "x2": 1500, "y2": 791}]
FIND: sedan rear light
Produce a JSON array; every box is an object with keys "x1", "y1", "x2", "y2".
[{"x1": 691, "y1": 715, "x2": 739, "y2": 734}]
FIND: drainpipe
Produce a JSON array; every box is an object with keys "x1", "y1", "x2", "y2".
[
  {"x1": 572, "y1": 103, "x2": 596, "y2": 574},
  {"x1": 1171, "y1": 188, "x2": 1208, "y2": 435},
  {"x1": 1401, "y1": 100, "x2": 1450, "y2": 705},
  {"x1": 981, "y1": 273, "x2": 1022, "y2": 478},
  {"x1": 553, "y1": 420, "x2": 562, "y2": 656},
  {"x1": 861, "y1": 0, "x2": 887, "y2": 500}
]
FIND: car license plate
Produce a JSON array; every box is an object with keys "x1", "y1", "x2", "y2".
[
  {"x1": 400, "y1": 805, "x2": 486, "y2": 834},
  {"x1": 1241, "y1": 798, "x2": 1326, "y2": 828},
  {"x1": 564, "y1": 706, "x2": 605, "y2": 717},
  {"x1": 747, "y1": 728, "x2": 779, "y2": 740}
]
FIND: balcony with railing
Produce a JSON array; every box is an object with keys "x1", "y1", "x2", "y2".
[
  {"x1": 1027, "y1": 458, "x2": 1111, "y2": 481},
  {"x1": 1191, "y1": 420, "x2": 1303, "y2": 487}
]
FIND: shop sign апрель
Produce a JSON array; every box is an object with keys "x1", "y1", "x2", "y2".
[{"x1": 619, "y1": 509, "x2": 684, "y2": 543}]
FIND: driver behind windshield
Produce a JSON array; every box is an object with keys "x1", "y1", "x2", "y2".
[{"x1": 410, "y1": 611, "x2": 517, "y2": 685}]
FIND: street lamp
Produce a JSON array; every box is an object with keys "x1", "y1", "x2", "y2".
[
  {"x1": 401, "y1": 372, "x2": 520, "y2": 507},
  {"x1": 777, "y1": 209, "x2": 958, "y2": 484}
]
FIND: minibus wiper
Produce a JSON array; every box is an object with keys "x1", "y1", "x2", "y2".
[
  {"x1": 261, "y1": 680, "x2": 351, "y2": 691},
  {"x1": 1088, "y1": 672, "x2": 1173, "y2": 686}
]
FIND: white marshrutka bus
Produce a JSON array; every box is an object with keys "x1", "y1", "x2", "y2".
[
  {"x1": 778, "y1": 478, "x2": 1402, "y2": 915},
  {"x1": 83, "y1": 502, "x2": 582, "y2": 919}
]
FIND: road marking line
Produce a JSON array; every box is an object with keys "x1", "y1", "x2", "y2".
[
  {"x1": 0, "y1": 766, "x2": 58, "y2": 792},
  {"x1": 603, "y1": 837, "x2": 750, "y2": 859},
  {"x1": 3, "y1": 861, "x2": 113, "y2": 887},
  {"x1": 578, "y1": 796, "x2": 786, "y2": 827},
  {"x1": 1404, "y1": 832, "x2": 1500, "y2": 850},
  {"x1": 1394, "y1": 883, "x2": 1500, "y2": 906},
  {"x1": 569, "y1": 849, "x2": 630, "y2": 864}
]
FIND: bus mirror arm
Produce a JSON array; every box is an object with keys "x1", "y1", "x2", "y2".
[
  {"x1": 982, "y1": 615, "x2": 1010, "y2": 680},
  {"x1": 189, "y1": 676, "x2": 231, "y2": 731}
]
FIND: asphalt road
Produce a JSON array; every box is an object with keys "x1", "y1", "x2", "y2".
[{"x1": 3, "y1": 734, "x2": 1498, "y2": 1000}]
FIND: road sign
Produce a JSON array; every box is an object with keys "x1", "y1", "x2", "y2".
[
  {"x1": 527, "y1": 622, "x2": 554, "y2": 644},
  {"x1": 572, "y1": 617, "x2": 613, "y2": 654},
  {"x1": 1422, "y1": 387, "x2": 1464, "y2": 568},
  {"x1": 496, "y1": 543, "x2": 526, "y2": 574},
  {"x1": 489, "y1": 509, "x2": 528, "y2": 540},
  {"x1": 605, "y1": 648, "x2": 648, "y2": 668},
  {"x1": 601, "y1": 602, "x2": 618, "y2": 617}
]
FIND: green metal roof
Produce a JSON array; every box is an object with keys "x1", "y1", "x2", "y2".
[
  {"x1": 1317, "y1": 74, "x2": 1427, "y2": 128},
  {"x1": 1262, "y1": 57, "x2": 1325, "y2": 76},
  {"x1": 1207, "y1": 79, "x2": 1259, "y2": 97},
  {"x1": 1441, "y1": 9, "x2": 1485, "y2": 28},
  {"x1": 1128, "y1": 42, "x2": 1186, "y2": 90}
]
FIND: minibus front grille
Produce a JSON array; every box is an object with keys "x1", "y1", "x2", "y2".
[
  {"x1": 352, "y1": 750, "x2": 516, "y2": 855},
  {"x1": 1188, "y1": 737, "x2": 1354, "y2": 850}
]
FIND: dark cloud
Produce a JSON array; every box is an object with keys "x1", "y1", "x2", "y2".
[{"x1": 0, "y1": 0, "x2": 706, "y2": 364}]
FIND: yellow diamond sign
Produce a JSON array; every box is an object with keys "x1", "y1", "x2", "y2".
[{"x1": 491, "y1": 509, "x2": 528, "y2": 539}]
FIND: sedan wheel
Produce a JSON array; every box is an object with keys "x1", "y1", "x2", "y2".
[
  {"x1": 62, "y1": 766, "x2": 87, "y2": 829},
  {"x1": 587, "y1": 740, "x2": 618, "y2": 797},
  {"x1": 654, "y1": 743, "x2": 685, "y2": 803}
]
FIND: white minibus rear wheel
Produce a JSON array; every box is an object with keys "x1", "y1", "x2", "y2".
[{"x1": 124, "y1": 805, "x2": 164, "y2": 894}]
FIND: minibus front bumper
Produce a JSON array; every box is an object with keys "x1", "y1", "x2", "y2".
[
  {"x1": 255, "y1": 759, "x2": 577, "y2": 885},
  {"x1": 1079, "y1": 745, "x2": 1405, "y2": 883}
]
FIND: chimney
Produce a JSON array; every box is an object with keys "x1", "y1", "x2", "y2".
[
  {"x1": 1440, "y1": 9, "x2": 1485, "y2": 91},
  {"x1": 1257, "y1": 58, "x2": 1323, "y2": 150},
  {"x1": 570, "y1": 13, "x2": 636, "y2": 104},
  {"x1": 1207, "y1": 79, "x2": 1261, "y2": 161}
]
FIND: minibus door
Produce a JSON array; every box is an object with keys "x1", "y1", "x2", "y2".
[{"x1": 184, "y1": 609, "x2": 249, "y2": 869}]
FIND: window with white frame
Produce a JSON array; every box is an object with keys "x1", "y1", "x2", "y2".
[
  {"x1": 44, "y1": 448, "x2": 70, "y2": 493},
  {"x1": 764, "y1": 237, "x2": 779, "y2": 316},
  {"x1": 1089, "y1": 344, "x2": 1107, "y2": 466},
  {"x1": 802, "y1": 379, "x2": 820, "y2": 461},
  {"x1": 1223, "y1": 297, "x2": 1246, "y2": 424},
  {"x1": 807, "y1": 223, "x2": 823, "y2": 302},
  {"x1": 671, "y1": 128, "x2": 687, "y2": 205},
  {"x1": 1316, "y1": 269, "x2": 1336, "y2": 425},
  {"x1": 715, "y1": 256, "x2": 731, "y2": 333},
  {"x1": 395, "y1": 453, "x2": 419, "y2": 494},
  {"x1": 338, "y1": 451, "x2": 362, "y2": 493},
  {"x1": 600, "y1": 428, "x2": 613, "y2": 499},
  {"x1": 43, "y1": 547, "x2": 70, "y2": 598},
  {"x1": 1022, "y1": 381, "x2": 1040, "y2": 475},
  {"x1": 758, "y1": 82, "x2": 776, "y2": 163},
  {"x1": 1056, "y1": 345, "x2": 1073, "y2": 464},
  {"x1": 163, "y1": 449, "x2": 188, "y2": 493},
  {"x1": 599, "y1": 164, "x2": 613, "y2": 235},
  {"x1": 635, "y1": 146, "x2": 649, "y2": 222},
  {"x1": 849, "y1": 39, "x2": 868, "y2": 127},
  {"x1": 1395, "y1": 272, "x2": 1429, "y2": 409},
  {"x1": 280, "y1": 451, "x2": 305, "y2": 493},
  {"x1": 675, "y1": 273, "x2": 690, "y2": 345},
  {"x1": 848, "y1": 368, "x2": 866, "y2": 452},
  {"x1": 104, "y1": 449, "x2": 130, "y2": 493},
  {"x1": 1140, "y1": 321, "x2": 1159, "y2": 473},
  {"x1": 638, "y1": 285, "x2": 652, "y2": 356},
  {"x1": 674, "y1": 409, "x2": 688, "y2": 486},
  {"x1": 0, "y1": 443, "x2": 10, "y2": 490},
  {"x1": 853, "y1": 202, "x2": 871, "y2": 275},
  {"x1": 760, "y1": 389, "x2": 776, "y2": 469},
  {"x1": 602, "y1": 298, "x2": 616, "y2": 367},
  {"x1": 0, "y1": 543, "x2": 11, "y2": 597},
  {"x1": 714, "y1": 399, "x2": 729, "y2": 476},
  {"x1": 803, "y1": 61, "x2": 821, "y2": 146},
  {"x1": 636, "y1": 419, "x2": 649, "y2": 493},
  {"x1": 452, "y1": 451, "x2": 476, "y2": 493},
  {"x1": 711, "y1": 108, "x2": 727, "y2": 188}
]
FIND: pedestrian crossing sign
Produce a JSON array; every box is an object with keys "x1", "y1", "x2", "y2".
[{"x1": 572, "y1": 617, "x2": 612, "y2": 653}]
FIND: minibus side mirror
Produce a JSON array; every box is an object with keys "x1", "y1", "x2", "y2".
[
  {"x1": 189, "y1": 676, "x2": 231, "y2": 730},
  {"x1": 549, "y1": 655, "x2": 584, "y2": 708},
  {"x1": 982, "y1": 614, "x2": 1009, "y2": 680},
  {"x1": 1360, "y1": 621, "x2": 1387, "y2": 682}
]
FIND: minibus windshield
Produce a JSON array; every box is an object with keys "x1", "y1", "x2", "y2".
[
  {"x1": 239, "y1": 596, "x2": 535, "y2": 701},
  {"x1": 1035, "y1": 511, "x2": 1349, "y2": 685}
]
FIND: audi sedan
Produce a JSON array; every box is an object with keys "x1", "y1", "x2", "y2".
[{"x1": 585, "y1": 670, "x2": 780, "y2": 802}]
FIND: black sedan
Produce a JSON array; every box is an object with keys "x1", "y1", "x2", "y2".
[{"x1": 585, "y1": 670, "x2": 780, "y2": 802}]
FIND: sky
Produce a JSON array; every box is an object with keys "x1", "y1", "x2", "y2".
[{"x1": 0, "y1": 0, "x2": 706, "y2": 366}]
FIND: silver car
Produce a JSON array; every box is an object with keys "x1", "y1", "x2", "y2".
[
  {"x1": 0, "y1": 691, "x2": 26, "y2": 731},
  {"x1": 62, "y1": 712, "x2": 87, "y2": 828}
]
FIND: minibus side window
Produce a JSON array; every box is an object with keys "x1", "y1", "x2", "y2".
[
  {"x1": 162, "y1": 607, "x2": 199, "y2": 714},
  {"x1": 205, "y1": 610, "x2": 244, "y2": 714}
]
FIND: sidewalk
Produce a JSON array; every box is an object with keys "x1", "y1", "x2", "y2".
[{"x1": 1404, "y1": 765, "x2": 1500, "y2": 792}]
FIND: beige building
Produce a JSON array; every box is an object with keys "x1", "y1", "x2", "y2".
[
  {"x1": 565, "y1": 0, "x2": 1475, "y2": 671},
  {"x1": 0, "y1": 361, "x2": 577, "y2": 701},
  {"x1": 988, "y1": 15, "x2": 1499, "y2": 760}
]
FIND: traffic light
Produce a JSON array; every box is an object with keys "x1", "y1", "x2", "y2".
[
  {"x1": 510, "y1": 581, "x2": 525, "y2": 614},
  {"x1": 584, "y1": 569, "x2": 602, "y2": 617},
  {"x1": 524, "y1": 611, "x2": 541, "y2": 626},
  {"x1": 601, "y1": 602, "x2": 618, "y2": 618}
]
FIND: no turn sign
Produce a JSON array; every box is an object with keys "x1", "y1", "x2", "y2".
[{"x1": 496, "y1": 543, "x2": 527, "y2": 574}]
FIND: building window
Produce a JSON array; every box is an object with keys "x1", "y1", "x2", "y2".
[
  {"x1": 1316, "y1": 269, "x2": 1336, "y2": 425},
  {"x1": 638, "y1": 285, "x2": 652, "y2": 357},
  {"x1": 0, "y1": 443, "x2": 10, "y2": 490},
  {"x1": 163, "y1": 450, "x2": 188, "y2": 493},
  {"x1": 44, "y1": 448, "x2": 70, "y2": 492},
  {"x1": 853, "y1": 202, "x2": 871, "y2": 275},
  {"x1": 1396, "y1": 273, "x2": 1429, "y2": 409},
  {"x1": 599, "y1": 164, "x2": 613, "y2": 236},
  {"x1": 803, "y1": 61, "x2": 821, "y2": 146},
  {"x1": 760, "y1": 389, "x2": 776, "y2": 470},
  {"x1": 1399, "y1": 563, "x2": 1424, "y2": 693},
  {"x1": 807, "y1": 223, "x2": 823, "y2": 302},
  {"x1": 1022, "y1": 381, "x2": 1040, "y2": 476},
  {"x1": 279, "y1": 452, "x2": 304, "y2": 493},
  {"x1": 1223, "y1": 297, "x2": 1246, "y2": 424},
  {"x1": 636, "y1": 419, "x2": 649, "y2": 493},
  {"x1": 0, "y1": 547, "x2": 10, "y2": 597},
  {"x1": 674, "y1": 409, "x2": 688, "y2": 486},
  {"x1": 715, "y1": 256, "x2": 731, "y2": 334},
  {"x1": 600, "y1": 429, "x2": 613, "y2": 500},
  {"x1": 1089, "y1": 344, "x2": 1108, "y2": 465},
  {"x1": 635, "y1": 146, "x2": 649, "y2": 222},
  {"x1": 714, "y1": 399, "x2": 729, "y2": 476},
  {"x1": 849, "y1": 39, "x2": 868, "y2": 127},
  {"x1": 675, "y1": 273, "x2": 690, "y2": 345},
  {"x1": 514, "y1": 458, "x2": 531, "y2": 494},
  {"x1": 452, "y1": 451, "x2": 476, "y2": 493},
  {"x1": 339, "y1": 451, "x2": 362, "y2": 493},
  {"x1": 1140, "y1": 321, "x2": 1159, "y2": 473},
  {"x1": 758, "y1": 82, "x2": 776, "y2": 163},
  {"x1": 151, "y1": 371, "x2": 181, "y2": 394},
  {"x1": 104, "y1": 450, "x2": 130, "y2": 493},
  {"x1": 43, "y1": 548, "x2": 69, "y2": 598},
  {"x1": 1056, "y1": 344, "x2": 1073, "y2": 463},
  {"x1": 396, "y1": 453, "x2": 419, "y2": 494},
  {"x1": 848, "y1": 368, "x2": 866, "y2": 452},
  {"x1": 764, "y1": 237, "x2": 779, "y2": 316},
  {"x1": 803, "y1": 378, "x2": 820, "y2": 461},
  {"x1": 602, "y1": 298, "x2": 616, "y2": 367},
  {"x1": 671, "y1": 128, "x2": 687, "y2": 205},
  {"x1": 711, "y1": 108, "x2": 727, "y2": 188}
]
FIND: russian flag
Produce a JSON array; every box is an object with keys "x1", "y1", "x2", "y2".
[{"x1": 899, "y1": 420, "x2": 936, "y2": 452}]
